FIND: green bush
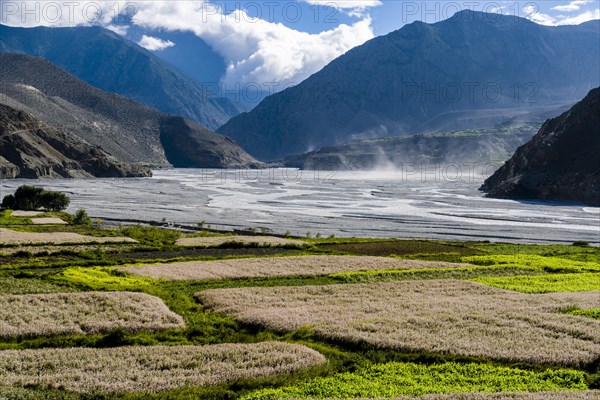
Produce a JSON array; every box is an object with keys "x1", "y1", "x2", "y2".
[
  {"x1": 1, "y1": 194, "x2": 15, "y2": 210},
  {"x1": 72, "y1": 209, "x2": 92, "y2": 225}
]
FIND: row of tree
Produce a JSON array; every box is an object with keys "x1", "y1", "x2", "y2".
[{"x1": 1, "y1": 186, "x2": 70, "y2": 212}]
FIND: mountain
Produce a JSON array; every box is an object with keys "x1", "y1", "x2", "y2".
[
  {"x1": 285, "y1": 126, "x2": 536, "y2": 171},
  {"x1": 481, "y1": 88, "x2": 600, "y2": 206},
  {"x1": 0, "y1": 104, "x2": 150, "y2": 179},
  {"x1": 0, "y1": 53, "x2": 262, "y2": 169},
  {"x1": 0, "y1": 24, "x2": 241, "y2": 130},
  {"x1": 218, "y1": 11, "x2": 600, "y2": 160}
]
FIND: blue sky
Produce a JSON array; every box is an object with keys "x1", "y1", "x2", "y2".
[{"x1": 1, "y1": 0, "x2": 598, "y2": 91}]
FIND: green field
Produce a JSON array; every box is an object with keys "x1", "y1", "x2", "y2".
[
  {"x1": 242, "y1": 362, "x2": 587, "y2": 399},
  {"x1": 474, "y1": 273, "x2": 600, "y2": 293}
]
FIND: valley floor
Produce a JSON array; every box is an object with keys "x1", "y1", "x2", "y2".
[{"x1": 0, "y1": 208, "x2": 599, "y2": 399}]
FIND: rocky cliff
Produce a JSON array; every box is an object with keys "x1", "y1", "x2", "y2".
[
  {"x1": 0, "y1": 104, "x2": 151, "y2": 178},
  {"x1": 481, "y1": 88, "x2": 600, "y2": 206}
]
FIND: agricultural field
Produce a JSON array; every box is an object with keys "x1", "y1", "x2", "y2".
[
  {"x1": 0, "y1": 227, "x2": 137, "y2": 245},
  {"x1": 242, "y1": 362, "x2": 588, "y2": 399},
  {"x1": 0, "y1": 292, "x2": 185, "y2": 338},
  {"x1": 1, "y1": 207, "x2": 599, "y2": 399},
  {"x1": 0, "y1": 342, "x2": 325, "y2": 393},
  {"x1": 198, "y1": 280, "x2": 600, "y2": 367},
  {"x1": 175, "y1": 235, "x2": 306, "y2": 247},
  {"x1": 119, "y1": 256, "x2": 474, "y2": 281},
  {"x1": 474, "y1": 273, "x2": 600, "y2": 293}
]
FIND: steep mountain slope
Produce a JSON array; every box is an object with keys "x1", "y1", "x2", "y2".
[
  {"x1": 285, "y1": 126, "x2": 536, "y2": 171},
  {"x1": 0, "y1": 24, "x2": 241, "y2": 130},
  {"x1": 0, "y1": 53, "x2": 261, "y2": 169},
  {"x1": 0, "y1": 104, "x2": 150, "y2": 178},
  {"x1": 218, "y1": 11, "x2": 600, "y2": 160},
  {"x1": 481, "y1": 88, "x2": 600, "y2": 206}
]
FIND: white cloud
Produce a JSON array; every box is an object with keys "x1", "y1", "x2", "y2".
[
  {"x1": 303, "y1": 0, "x2": 382, "y2": 17},
  {"x1": 130, "y1": 2, "x2": 375, "y2": 86},
  {"x1": 556, "y1": 9, "x2": 600, "y2": 25},
  {"x1": 303, "y1": 0, "x2": 382, "y2": 8},
  {"x1": 105, "y1": 25, "x2": 129, "y2": 36},
  {"x1": 138, "y1": 35, "x2": 175, "y2": 51},
  {"x1": 524, "y1": 4, "x2": 600, "y2": 25},
  {"x1": 552, "y1": 1, "x2": 593, "y2": 13},
  {"x1": 0, "y1": 0, "x2": 375, "y2": 89}
]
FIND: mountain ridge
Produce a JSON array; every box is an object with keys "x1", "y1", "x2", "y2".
[
  {"x1": 0, "y1": 24, "x2": 241, "y2": 130},
  {"x1": 217, "y1": 12, "x2": 600, "y2": 161},
  {"x1": 0, "y1": 53, "x2": 262, "y2": 169}
]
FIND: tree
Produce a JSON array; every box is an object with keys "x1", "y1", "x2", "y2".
[
  {"x1": 40, "y1": 191, "x2": 70, "y2": 212},
  {"x1": 13, "y1": 186, "x2": 45, "y2": 210},
  {"x1": 1, "y1": 186, "x2": 71, "y2": 211}
]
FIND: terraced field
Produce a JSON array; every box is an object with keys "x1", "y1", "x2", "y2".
[
  {"x1": 120, "y1": 256, "x2": 473, "y2": 281},
  {"x1": 0, "y1": 342, "x2": 325, "y2": 393},
  {"x1": 198, "y1": 280, "x2": 600, "y2": 367},
  {"x1": 0, "y1": 292, "x2": 185, "y2": 338}
]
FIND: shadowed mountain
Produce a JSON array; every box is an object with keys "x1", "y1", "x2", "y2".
[
  {"x1": 481, "y1": 88, "x2": 600, "y2": 206},
  {"x1": 0, "y1": 104, "x2": 150, "y2": 178},
  {"x1": 0, "y1": 24, "x2": 241, "y2": 130},
  {"x1": 218, "y1": 11, "x2": 600, "y2": 160},
  {"x1": 0, "y1": 53, "x2": 261, "y2": 169}
]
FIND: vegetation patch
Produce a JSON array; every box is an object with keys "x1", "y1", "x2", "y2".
[
  {"x1": 198, "y1": 280, "x2": 600, "y2": 367},
  {"x1": 55, "y1": 267, "x2": 155, "y2": 291},
  {"x1": 242, "y1": 362, "x2": 587, "y2": 399},
  {"x1": 0, "y1": 342, "x2": 325, "y2": 393},
  {"x1": 0, "y1": 276, "x2": 76, "y2": 295},
  {"x1": 0, "y1": 291, "x2": 184, "y2": 338},
  {"x1": 474, "y1": 273, "x2": 600, "y2": 293},
  {"x1": 566, "y1": 309, "x2": 600, "y2": 320},
  {"x1": 462, "y1": 254, "x2": 600, "y2": 273}
]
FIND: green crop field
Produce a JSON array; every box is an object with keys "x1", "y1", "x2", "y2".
[{"x1": 241, "y1": 362, "x2": 587, "y2": 399}]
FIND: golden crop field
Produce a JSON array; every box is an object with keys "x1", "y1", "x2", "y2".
[
  {"x1": 0, "y1": 292, "x2": 185, "y2": 338},
  {"x1": 198, "y1": 280, "x2": 600, "y2": 367},
  {"x1": 0, "y1": 342, "x2": 325, "y2": 393},
  {"x1": 120, "y1": 256, "x2": 473, "y2": 281}
]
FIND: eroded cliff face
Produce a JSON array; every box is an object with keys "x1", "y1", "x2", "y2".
[
  {"x1": 0, "y1": 104, "x2": 151, "y2": 179},
  {"x1": 481, "y1": 88, "x2": 600, "y2": 206}
]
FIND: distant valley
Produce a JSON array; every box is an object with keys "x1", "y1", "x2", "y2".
[{"x1": 284, "y1": 126, "x2": 537, "y2": 171}]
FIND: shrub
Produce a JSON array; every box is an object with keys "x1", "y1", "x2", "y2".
[
  {"x1": 1, "y1": 194, "x2": 15, "y2": 210},
  {"x1": 72, "y1": 209, "x2": 92, "y2": 225}
]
